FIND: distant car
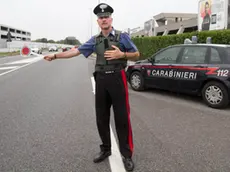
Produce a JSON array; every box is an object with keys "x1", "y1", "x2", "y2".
[
  {"x1": 62, "y1": 46, "x2": 78, "y2": 52},
  {"x1": 126, "y1": 41, "x2": 230, "y2": 109},
  {"x1": 49, "y1": 46, "x2": 58, "y2": 52},
  {"x1": 31, "y1": 46, "x2": 42, "y2": 54},
  {"x1": 62, "y1": 47, "x2": 72, "y2": 52}
]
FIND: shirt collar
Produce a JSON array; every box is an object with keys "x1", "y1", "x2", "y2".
[
  {"x1": 110, "y1": 28, "x2": 115, "y2": 36},
  {"x1": 100, "y1": 27, "x2": 115, "y2": 37}
]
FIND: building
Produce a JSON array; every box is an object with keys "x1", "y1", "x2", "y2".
[
  {"x1": 131, "y1": 12, "x2": 198, "y2": 37},
  {"x1": 0, "y1": 24, "x2": 72, "y2": 52},
  {"x1": 154, "y1": 13, "x2": 197, "y2": 36},
  {"x1": 129, "y1": 27, "x2": 145, "y2": 37},
  {"x1": 0, "y1": 24, "x2": 31, "y2": 41}
]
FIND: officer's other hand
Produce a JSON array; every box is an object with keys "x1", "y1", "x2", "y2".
[
  {"x1": 44, "y1": 54, "x2": 55, "y2": 61},
  {"x1": 104, "y1": 45, "x2": 124, "y2": 60}
]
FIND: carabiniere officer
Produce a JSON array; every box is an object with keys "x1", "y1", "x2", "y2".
[{"x1": 44, "y1": 3, "x2": 140, "y2": 171}]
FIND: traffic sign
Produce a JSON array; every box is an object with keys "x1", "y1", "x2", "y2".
[{"x1": 20, "y1": 45, "x2": 31, "y2": 57}]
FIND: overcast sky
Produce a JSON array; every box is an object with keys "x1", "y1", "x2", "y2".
[{"x1": 0, "y1": 0, "x2": 198, "y2": 43}]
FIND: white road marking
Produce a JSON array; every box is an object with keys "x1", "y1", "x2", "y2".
[
  {"x1": 0, "y1": 66, "x2": 19, "y2": 70},
  {"x1": 5, "y1": 57, "x2": 42, "y2": 65},
  {"x1": 91, "y1": 77, "x2": 95, "y2": 94},
  {"x1": 90, "y1": 77, "x2": 126, "y2": 172},
  {"x1": 0, "y1": 57, "x2": 43, "y2": 77}
]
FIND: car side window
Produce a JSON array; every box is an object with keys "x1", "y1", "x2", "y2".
[
  {"x1": 180, "y1": 46, "x2": 207, "y2": 64},
  {"x1": 210, "y1": 48, "x2": 222, "y2": 64},
  {"x1": 153, "y1": 47, "x2": 181, "y2": 64}
]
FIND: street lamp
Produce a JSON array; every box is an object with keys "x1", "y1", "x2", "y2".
[
  {"x1": 89, "y1": 8, "x2": 93, "y2": 37},
  {"x1": 97, "y1": 0, "x2": 100, "y2": 33}
]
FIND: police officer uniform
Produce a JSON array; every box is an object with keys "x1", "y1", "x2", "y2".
[{"x1": 78, "y1": 3, "x2": 138, "y2": 171}]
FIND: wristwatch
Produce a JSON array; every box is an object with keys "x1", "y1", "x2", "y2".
[
  {"x1": 53, "y1": 54, "x2": 57, "y2": 59},
  {"x1": 123, "y1": 52, "x2": 127, "y2": 59}
]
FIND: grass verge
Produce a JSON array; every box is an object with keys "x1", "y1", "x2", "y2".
[{"x1": 0, "y1": 51, "x2": 20, "y2": 57}]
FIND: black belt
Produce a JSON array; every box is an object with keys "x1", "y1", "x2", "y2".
[{"x1": 95, "y1": 64, "x2": 125, "y2": 73}]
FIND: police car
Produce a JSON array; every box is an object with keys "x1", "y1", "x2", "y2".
[{"x1": 126, "y1": 37, "x2": 230, "y2": 109}]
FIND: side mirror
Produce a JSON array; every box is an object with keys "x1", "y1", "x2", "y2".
[{"x1": 147, "y1": 57, "x2": 154, "y2": 63}]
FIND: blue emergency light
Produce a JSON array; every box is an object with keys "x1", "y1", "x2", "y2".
[
  {"x1": 191, "y1": 36, "x2": 197, "y2": 43},
  {"x1": 206, "y1": 37, "x2": 212, "y2": 44}
]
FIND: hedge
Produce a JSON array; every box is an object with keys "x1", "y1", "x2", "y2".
[{"x1": 131, "y1": 29, "x2": 230, "y2": 60}]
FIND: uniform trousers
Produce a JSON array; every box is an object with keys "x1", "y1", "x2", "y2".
[{"x1": 94, "y1": 69, "x2": 133, "y2": 158}]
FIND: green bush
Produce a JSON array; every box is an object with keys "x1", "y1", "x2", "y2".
[{"x1": 131, "y1": 29, "x2": 230, "y2": 60}]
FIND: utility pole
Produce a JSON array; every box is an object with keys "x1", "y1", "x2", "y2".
[{"x1": 89, "y1": 8, "x2": 93, "y2": 37}]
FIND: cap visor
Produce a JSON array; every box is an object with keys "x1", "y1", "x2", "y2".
[{"x1": 97, "y1": 12, "x2": 111, "y2": 17}]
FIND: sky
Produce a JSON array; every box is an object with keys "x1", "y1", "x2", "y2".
[{"x1": 0, "y1": 0, "x2": 199, "y2": 43}]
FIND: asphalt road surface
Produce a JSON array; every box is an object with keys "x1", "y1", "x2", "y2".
[{"x1": 0, "y1": 53, "x2": 230, "y2": 172}]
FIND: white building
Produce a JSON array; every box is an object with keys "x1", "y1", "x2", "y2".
[
  {"x1": 0, "y1": 24, "x2": 31, "y2": 41},
  {"x1": 131, "y1": 13, "x2": 198, "y2": 37},
  {"x1": 0, "y1": 24, "x2": 73, "y2": 52},
  {"x1": 0, "y1": 24, "x2": 32, "y2": 49}
]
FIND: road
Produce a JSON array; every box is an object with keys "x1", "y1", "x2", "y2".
[{"x1": 0, "y1": 52, "x2": 230, "y2": 172}]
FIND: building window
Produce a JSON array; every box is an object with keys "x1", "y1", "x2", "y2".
[{"x1": 1, "y1": 26, "x2": 8, "y2": 31}]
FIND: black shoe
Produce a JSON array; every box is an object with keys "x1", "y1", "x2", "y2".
[
  {"x1": 123, "y1": 158, "x2": 134, "y2": 171},
  {"x1": 93, "y1": 150, "x2": 111, "y2": 163}
]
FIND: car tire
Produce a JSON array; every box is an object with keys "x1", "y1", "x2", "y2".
[
  {"x1": 129, "y1": 71, "x2": 145, "y2": 91},
  {"x1": 201, "y1": 81, "x2": 229, "y2": 109}
]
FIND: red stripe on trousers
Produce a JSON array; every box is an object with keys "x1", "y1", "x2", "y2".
[{"x1": 121, "y1": 70, "x2": 133, "y2": 154}]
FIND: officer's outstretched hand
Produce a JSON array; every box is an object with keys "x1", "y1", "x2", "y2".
[
  {"x1": 44, "y1": 54, "x2": 55, "y2": 61},
  {"x1": 104, "y1": 45, "x2": 124, "y2": 60}
]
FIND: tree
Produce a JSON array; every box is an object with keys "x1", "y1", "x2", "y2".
[
  {"x1": 48, "y1": 40, "x2": 55, "y2": 43},
  {"x1": 6, "y1": 31, "x2": 12, "y2": 42},
  {"x1": 65, "y1": 37, "x2": 81, "y2": 45},
  {"x1": 32, "y1": 37, "x2": 81, "y2": 45},
  {"x1": 41, "y1": 38, "x2": 48, "y2": 43}
]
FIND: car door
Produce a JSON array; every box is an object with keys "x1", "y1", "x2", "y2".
[
  {"x1": 176, "y1": 46, "x2": 209, "y2": 93},
  {"x1": 145, "y1": 46, "x2": 183, "y2": 90}
]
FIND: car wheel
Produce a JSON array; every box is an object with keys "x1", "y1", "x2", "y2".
[
  {"x1": 129, "y1": 71, "x2": 145, "y2": 91},
  {"x1": 201, "y1": 81, "x2": 229, "y2": 109}
]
